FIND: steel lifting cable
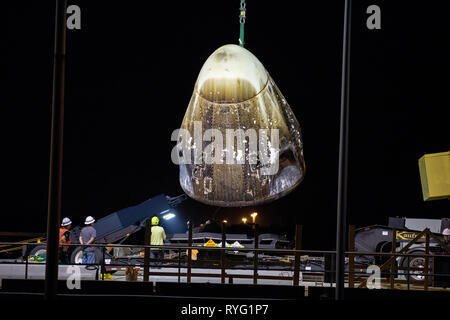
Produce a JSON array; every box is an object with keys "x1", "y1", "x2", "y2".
[{"x1": 239, "y1": 0, "x2": 246, "y2": 47}]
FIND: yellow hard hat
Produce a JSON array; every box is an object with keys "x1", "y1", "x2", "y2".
[{"x1": 151, "y1": 216, "x2": 159, "y2": 225}]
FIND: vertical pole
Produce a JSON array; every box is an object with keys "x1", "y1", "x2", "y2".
[
  {"x1": 348, "y1": 225, "x2": 355, "y2": 288},
  {"x1": 45, "y1": 0, "x2": 67, "y2": 300},
  {"x1": 187, "y1": 221, "x2": 192, "y2": 283},
  {"x1": 390, "y1": 228, "x2": 397, "y2": 289},
  {"x1": 25, "y1": 244, "x2": 29, "y2": 280},
  {"x1": 143, "y1": 219, "x2": 151, "y2": 282},
  {"x1": 221, "y1": 222, "x2": 226, "y2": 284},
  {"x1": 407, "y1": 255, "x2": 411, "y2": 290},
  {"x1": 253, "y1": 223, "x2": 259, "y2": 285},
  {"x1": 335, "y1": 0, "x2": 352, "y2": 301},
  {"x1": 424, "y1": 229, "x2": 430, "y2": 291},
  {"x1": 293, "y1": 225, "x2": 302, "y2": 286},
  {"x1": 101, "y1": 247, "x2": 105, "y2": 280},
  {"x1": 178, "y1": 248, "x2": 181, "y2": 283}
]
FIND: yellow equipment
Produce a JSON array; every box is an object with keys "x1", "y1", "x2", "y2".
[
  {"x1": 186, "y1": 249, "x2": 199, "y2": 260},
  {"x1": 203, "y1": 239, "x2": 217, "y2": 247},
  {"x1": 101, "y1": 273, "x2": 113, "y2": 280},
  {"x1": 418, "y1": 151, "x2": 450, "y2": 201}
]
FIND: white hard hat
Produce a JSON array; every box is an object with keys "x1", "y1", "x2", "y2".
[
  {"x1": 61, "y1": 217, "x2": 72, "y2": 226},
  {"x1": 443, "y1": 228, "x2": 450, "y2": 236},
  {"x1": 84, "y1": 216, "x2": 95, "y2": 225}
]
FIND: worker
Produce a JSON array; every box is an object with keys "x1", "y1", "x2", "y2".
[
  {"x1": 150, "y1": 216, "x2": 166, "y2": 268},
  {"x1": 443, "y1": 228, "x2": 450, "y2": 247},
  {"x1": 59, "y1": 217, "x2": 72, "y2": 264},
  {"x1": 79, "y1": 216, "x2": 96, "y2": 264}
]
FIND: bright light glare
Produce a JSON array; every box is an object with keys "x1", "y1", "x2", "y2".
[{"x1": 162, "y1": 213, "x2": 176, "y2": 220}]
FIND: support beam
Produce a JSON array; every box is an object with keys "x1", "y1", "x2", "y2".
[
  {"x1": 44, "y1": 0, "x2": 67, "y2": 300},
  {"x1": 335, "y1": 0, "x2": 352, "y2": 301}
]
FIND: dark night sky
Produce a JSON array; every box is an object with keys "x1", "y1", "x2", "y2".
[{"x1": 4, "y1": 1, "x2": 449, "y2": 250}]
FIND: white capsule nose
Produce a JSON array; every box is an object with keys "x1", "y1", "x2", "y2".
[{"x1": 196, "y1": 44, "x2": 268, "y2": 103}]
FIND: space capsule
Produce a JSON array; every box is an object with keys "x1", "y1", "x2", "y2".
[{"x1": 177, "y1": 44, "x2": 305, "y2": 207}]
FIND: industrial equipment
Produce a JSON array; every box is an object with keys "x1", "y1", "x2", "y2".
[
  {"x1": 354, "y1": 216, "x2": 450, "y2": 282},
  {"x1": 24, "y1": 194, "x2": 187, "y2": 264},
  {"x1": 418, "y1": 151, "x2": 450, "y2": 201}
]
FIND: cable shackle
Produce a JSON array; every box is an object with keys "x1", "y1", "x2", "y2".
[{"x1": 239, "y1": 0, "x2": 246, "y2": 24}]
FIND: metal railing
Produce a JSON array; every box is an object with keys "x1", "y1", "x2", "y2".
[{"x1": 0, "y1": 241, "x2": 449, "y2": 291}]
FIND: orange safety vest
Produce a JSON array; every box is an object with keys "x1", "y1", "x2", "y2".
[{"x1": 59, "y1": 227, "x2": 71, "y2": 248}]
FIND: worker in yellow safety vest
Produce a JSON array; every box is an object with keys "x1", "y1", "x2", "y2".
[{"x1": 150, "y1": 216, "x2": 166, "y2": 268}]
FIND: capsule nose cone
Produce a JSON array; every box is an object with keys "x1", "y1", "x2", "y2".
[
  {"x1": 196, "y1": 44, "x2": 268, "y2": 103},
  {"x1": 178, "y1": 45, "x2": 305, "y2": 207}
]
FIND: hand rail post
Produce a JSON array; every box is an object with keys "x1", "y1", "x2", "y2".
[
  {"x1": 95, "y1": 248, "x2": 99, "y2": 281},
  {"x1": 348, "y1": 225, "x2": 355, "y2": 288},
  {"x1": 143, "y1": 219, "x2": 151, "y2": 282},
  {"x1": 424, "y1": 230, "x2": 430, "y2": 291},
  {"x1": 101, "y1": 246, "x2": 105, "y2": 280},
  {"x1": 253, "y1": 223, "x2": 259, "y2": 285},
  {"x1": 407, "y1": 255, "x2": 411, "y2": 290},
  {"x1": 24, "y1": 244, "x2": 29, "y2": 280},
  {"x1": 390, "y1": 228, "x2": 397, "y2": 289},
  {"x1": 221, "y1": 222, "x2": 226, "y2": 284},
  {"x1": 293, "y1": 225, "x2": 302, "y2": 286},
  {"x1": 187, "y1": 221, "x2": 192, "y2": 283},
  {"x1": 178, "y1": 248, "x2": 181, "y2": 283}
]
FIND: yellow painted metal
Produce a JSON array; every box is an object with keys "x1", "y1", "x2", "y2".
[
  {"x1": 0, "y1": 246, "x2": 24, "y2": 254},
  {"x1": 203, "y1": 239, "x2": 217, "y2": 247},
  {"x1": 418, "y1": 151, "x2": 450, "y2": 201},
  {"x1": 0, "y1": 238, "x2": 45, "y2": 253},
  {"x1": 396, "y1": 230, "x2": 425, "y2": 241}
]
